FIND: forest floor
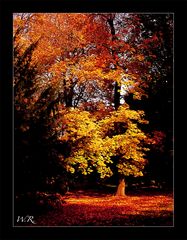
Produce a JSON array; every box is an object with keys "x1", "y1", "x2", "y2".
[{"x1": 30, "y1": 189, "x2": 173, "y2": 226}]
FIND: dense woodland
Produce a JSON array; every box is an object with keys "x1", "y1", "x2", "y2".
[{"x1": 13, "y1": 13, "x2": 173, "y2": 225}]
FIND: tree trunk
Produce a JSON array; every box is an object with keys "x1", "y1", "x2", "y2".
[
  {"x1": 115, "y1": 178, "x2": 126, "y2": 196},
  {"x1": 63, "y1": 79, "x2": 73, "y2": 107},
  {"x1": 114, "y1": 81, "x2": 121, "y2": 110},
  {"x1": 107, "y1": 16, "x2": 121, "y2": 110}
]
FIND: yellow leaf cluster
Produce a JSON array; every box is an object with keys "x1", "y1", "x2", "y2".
[{"x1": 56, "y1": 105, "x2": 149, "y2": 179}]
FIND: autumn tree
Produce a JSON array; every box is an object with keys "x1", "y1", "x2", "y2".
[
  {"x1": 13, "y1": 13, "x2": 171, "y2": 197},
  {"x1": 13, "y1": 16, "x2": 69, "y2": 194},
  {"x1": 51, "y1": 105, "x2": 149, "y2": 196}
]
